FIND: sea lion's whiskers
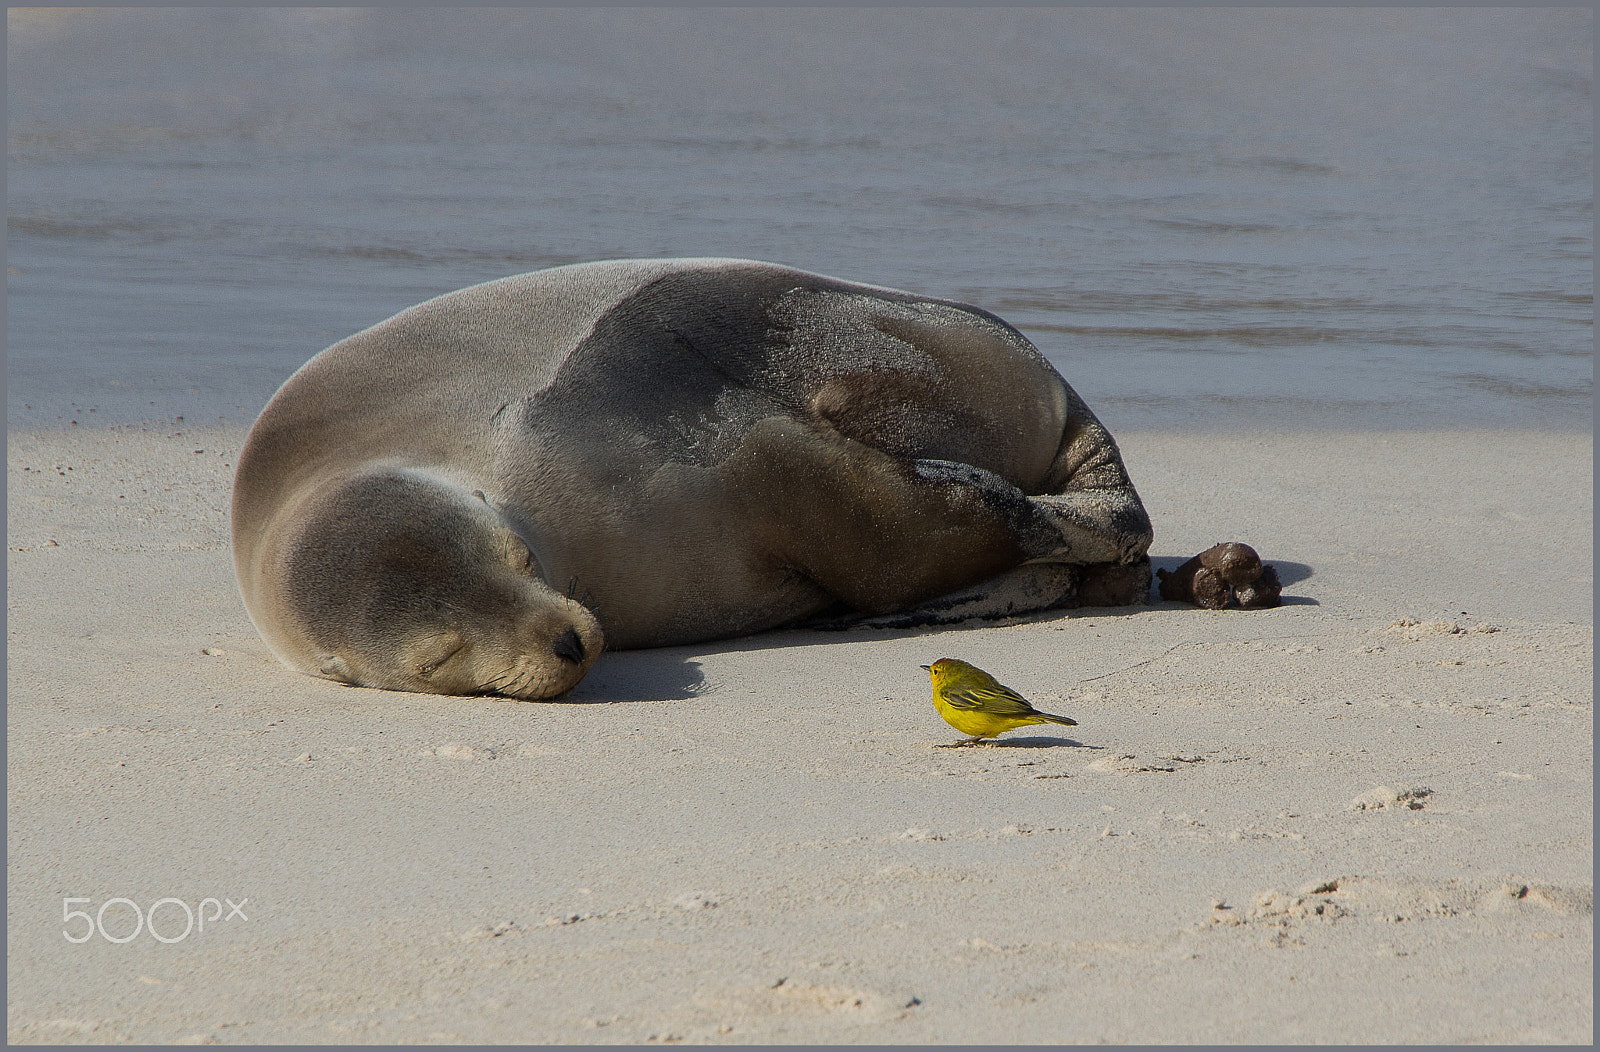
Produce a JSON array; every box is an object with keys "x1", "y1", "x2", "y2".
[
  {"x1": 482, "y1": 658, "x2": 538, "y2": 696},
  {"x1": 479, "y1": 668, "x2": 517, "y2": 695},
  {"x1": 510, "y1": 661, "x2": 547, "y2": 699}
]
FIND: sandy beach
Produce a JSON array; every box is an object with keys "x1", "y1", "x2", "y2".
[{"x1": 6, "y1": 424, "x2": 1592, "y2": 1044}]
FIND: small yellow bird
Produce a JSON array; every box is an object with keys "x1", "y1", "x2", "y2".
[{"x1": 921, "y1": 658, "x2": 1078, "y2": 746}]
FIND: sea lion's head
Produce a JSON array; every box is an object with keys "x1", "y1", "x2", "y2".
[{"x1": 266, "y1": 468, "x2": 603, "y2": 699}]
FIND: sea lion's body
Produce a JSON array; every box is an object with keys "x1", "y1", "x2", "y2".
[{"x1": 232, "y1": 258, "x2": 1152, "y2": 698}]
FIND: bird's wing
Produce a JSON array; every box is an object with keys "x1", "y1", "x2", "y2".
[{"x1": 944, "y1": 684, "x2": 1038, "y2": 716}]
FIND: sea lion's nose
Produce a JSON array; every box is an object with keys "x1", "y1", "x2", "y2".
[{"x1": 552, "y1": 626, "x2": 586, "y2": 664}]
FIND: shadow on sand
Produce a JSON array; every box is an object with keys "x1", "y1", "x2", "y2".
[
  {"x1": 1149, "y1": 553, "x2": 1318, "y2": 606},
  {"x1": 551, "y1": 554, "x2": 1318, "y2": 702},
  {"x1": 935, "y1": 735, "x2": 1103, "y2": 750},
  {"x1": 561, "y1": 652, "x2": 708, "y2": 704}
]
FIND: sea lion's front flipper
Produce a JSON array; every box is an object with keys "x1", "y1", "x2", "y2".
[
  {"x1": 727, "y1": 417, "x2": 1147, "y2": 619},
  {"x1": 724, "y1": 418, "x2": 1035, "y2": 615}
]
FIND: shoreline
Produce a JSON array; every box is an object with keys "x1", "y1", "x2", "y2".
[{"x1": 7, "y1": 424, "x2": 1593, "y2": 1043}]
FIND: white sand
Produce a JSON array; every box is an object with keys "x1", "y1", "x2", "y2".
[{"x1": 6, "y1": 425, "x2": 1592, "y2": 1044}]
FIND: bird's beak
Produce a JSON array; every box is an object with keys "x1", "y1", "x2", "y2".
[{"x1": 919, "y1": 664, "x2": 931, "y2": 671}]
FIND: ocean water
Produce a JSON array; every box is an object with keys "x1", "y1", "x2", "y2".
[{"x1": 6, "y1": 7, "x2": 1592, "y2": 433}]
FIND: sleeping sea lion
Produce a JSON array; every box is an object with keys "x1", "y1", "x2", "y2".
[{"x1": 231, "y1": 258, "x2": 1153, "y2": 698}]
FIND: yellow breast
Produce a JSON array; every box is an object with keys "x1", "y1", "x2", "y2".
[{"x1": 932, "y1": 694, "x2": 1042, "y2": 738}]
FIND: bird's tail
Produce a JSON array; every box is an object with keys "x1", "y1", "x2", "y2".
[{"x1": 1034, "y1": 712, "x2": 1078, "y2": 727}]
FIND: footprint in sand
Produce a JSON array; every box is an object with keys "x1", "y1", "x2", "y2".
[
  {"x1": 1386, "y1": 617, "x2": 1501, "y2": 640},
  {"x1": 1088, "y1": 754, "x2": 1178, "y2": 774},
  {"x1": 418, "y1": 743, "x2": 495, "y2": 760},
  {"x1": 1483, "y1": 881, "x2": 1594, "y2": 916},
  {"x1": 671, "y1": 892, "x2": 719, "y2": 911},
  {"x1": 1348, "y1": 785, "x2": 1432, "y2": 811},
  {"x1": 1206, "y1": 874, "x2": 1593, "y2": 934}
]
